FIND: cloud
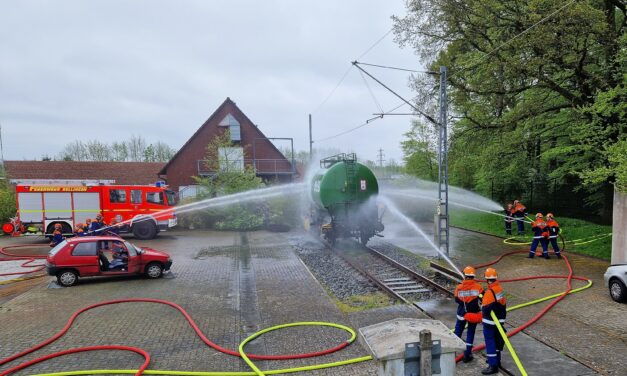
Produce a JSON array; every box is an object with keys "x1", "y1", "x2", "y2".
[{"x1": 0, "y1": 0, "x2": 427, "y2": 163}]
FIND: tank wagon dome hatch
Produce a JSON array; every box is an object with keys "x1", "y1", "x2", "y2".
[{"x1": 310, "y1": 153, "x2": 383, "y2": 245}]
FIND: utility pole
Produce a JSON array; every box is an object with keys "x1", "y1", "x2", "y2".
[
  {"x1": 377, "y1": 148, "x2": 385, "y2": 179},
  {"x1": 436, "y1": 66, "x2": 450, "y2": 256},
  {"x1": 309, "y1": 114, "x2": 313, "y2": 162}
]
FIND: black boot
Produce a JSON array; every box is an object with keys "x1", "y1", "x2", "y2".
[
  {"x1": 527, "y1": 254, "x2": 534, "y2": 259},
  {"x1": 543, "y1": 254, "x2": 550, "y2": 259},
  {"x1": 462, "y1": 354, "x2": 474, "y2": 363},
  {"x1": 482, "y1": 365, "x2": 499, "y2": 374},
  {"x1": 556, "y1": 254, "x2": 562, "y2": 259}
]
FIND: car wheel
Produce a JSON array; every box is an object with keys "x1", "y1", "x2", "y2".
[
  {"x1": 609, "y1": 279, "x2": 627, "y2": 303},
  {"x1": 57, "y1": 270, "x2": 78, "y2": 287},
  {"x1": 145, "y1": 262, "x2": 163, "y2": 279},
  {"x1": 133, "y1": 220, "x2": 157, "y2": 240}
]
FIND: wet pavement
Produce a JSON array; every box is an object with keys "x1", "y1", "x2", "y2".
[
  {"x1": 1, "y1": 224, "x2": 624, "y2": 376},
  {"x1": 379, "y1": 211, "x2": 625, "y2": 376}
]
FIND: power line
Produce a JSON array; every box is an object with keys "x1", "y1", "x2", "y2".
[
  {"x1": 449, "y1": 0, "x2": 578, "y2": 80},
  {"x1": 353, "y1": 62, "x2": 439, "y2": 126},
  {"x1": 357, "y1": 61, "x2": 435, "y2": 74},
  {"x1": 311, "y1": 28, "x2": 393, "y2": 114},
  {"x1": 358, "y1": 68, "x2": 384, "y2": 113},
  {"x1": 313, "y1": 102, "x2": 408, "y2": 143}
]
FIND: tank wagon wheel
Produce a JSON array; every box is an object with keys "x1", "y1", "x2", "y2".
[
  {"x1": 132, "y1": 219, "x2": 157, "y2": 240},
  {"x1": 360, "y1": 233, "x2": 370, "y2": 246}
]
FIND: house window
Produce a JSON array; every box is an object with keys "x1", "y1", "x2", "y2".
[
  {"x1": 109, "y1": 189, "x2": 127, "y2": 203},
  {"x1": 218, "y1": 147, "x2": 244, "y2": 171},
  {"x1": 218, "y1": 113, "x2": 241, "y2": 142}
]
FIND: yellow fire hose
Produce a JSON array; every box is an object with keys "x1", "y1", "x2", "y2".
[
  {"x1": 28, "y1": 322, "x2": 372, "y2": 376},
  {"x1": 491, "y1": 311, "x2": 527, "y2": 376}
]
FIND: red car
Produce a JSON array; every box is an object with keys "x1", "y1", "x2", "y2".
[{"x1": 46, "y1": 236, "x2": 172, "y2": 287}]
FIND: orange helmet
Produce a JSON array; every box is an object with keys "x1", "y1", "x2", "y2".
[
  {"x1": 77, "y1": 228, "x2": 84, "y2": 233},
  {"x1": 546, "y1": 213, "x2": 554, "y2": 219},
  {"x1": 484, "y1": 268, "x2": 498, "y2": 280},
  {"x1": 54, "y1": 223, "x2": 62, "y2": 230},
  {"x1": 463, "y1": 266, "x2": 476, "y2": 277},
  {"x1": 535, "y1": 213, "x2": 543, "y2": 218}
]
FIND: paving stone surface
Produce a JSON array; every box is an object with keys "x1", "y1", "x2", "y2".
[{"x1": 1, "y1": 231, "x2": 383, "y2": 375}]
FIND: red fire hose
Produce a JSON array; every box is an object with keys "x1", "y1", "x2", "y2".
[
  {"x1": 0, "y1": 245, "x2": 47, "y2": 277},
  {"x1": 454, "y1": 250, "x2": 583, "y2": 363},
  {"x1": 0, "y1": 298, "x2": 352, "y2": 376}
]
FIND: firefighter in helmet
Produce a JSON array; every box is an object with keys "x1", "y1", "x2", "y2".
[
  {"x1": 546, "y1": 213, "x2": 562, "y2": 258},
  {"x1": 90, "y1": 214, "x2": 106, "y2": 234},
  {"x1": 511, "y1": 200, "x2": 527, "y2": 235},
  {"x1": 50, "y1": 223, "x2": 64, "y2": 247},
  {"x1": 453, "y1": 266, "x2": 484, "y2": 363},
  {"x1": 83, "y1": 219, "x2": 92, "y2": 234},
  {"x1": 528, "y1": 213, "x2": 550, "y2": 259},
  {"x1": 481, "y1": 268, "x2": 507, "y2": 375}
]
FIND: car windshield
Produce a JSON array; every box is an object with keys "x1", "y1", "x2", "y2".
[
  {"x1": 124, "y1": 241, "x2": 141, "y2": 256},
  {"x1": 49, "y1": 240, "x2": 67, "y2": 256},
  {"x1": 165, "y1": 190, "x2": 177, "y2": 205}
]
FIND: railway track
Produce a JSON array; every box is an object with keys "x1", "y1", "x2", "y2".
[{"x1": 331, "y1": 241, "x2": 453, "y2": 309}]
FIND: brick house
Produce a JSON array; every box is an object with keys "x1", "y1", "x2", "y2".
[{"x1": 158, "y1": 97, "x2": 295, "y2": 197}]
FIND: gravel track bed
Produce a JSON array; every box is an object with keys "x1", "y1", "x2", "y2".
[{"x1": 290, "y1": 237, "x2": 380, "y2": 300}]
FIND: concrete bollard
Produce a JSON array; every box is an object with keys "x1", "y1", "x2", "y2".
[
  {"x1": 359, "y1": 318, "x2": 466, "y2": 376},
  {"x1": 420, "y1": 329, "x2": 432, "y2": 376}
]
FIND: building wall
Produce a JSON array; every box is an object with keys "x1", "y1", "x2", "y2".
[{"x1": 612, "y1": 190, "x2": 626, "y2": 265}]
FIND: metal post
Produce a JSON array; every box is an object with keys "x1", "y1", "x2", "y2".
[
  {"x1": 420, "y1": 330, "x2": 433, "y2": 376},
  {"x1": 309, "y1": 114, "x2": 313, "y2": 162},
  {"x1": 437, "y1": 66, "x2": 450, "y2": 256}
]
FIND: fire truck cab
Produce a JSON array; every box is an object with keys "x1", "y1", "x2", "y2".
[{"x1": 4, "y1": 182, "x2": 177, "y2": 240}]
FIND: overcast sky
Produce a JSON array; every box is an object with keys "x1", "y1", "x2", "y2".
[{"x1": 0, "y1": 0, "x2": 427, "y2": 164}]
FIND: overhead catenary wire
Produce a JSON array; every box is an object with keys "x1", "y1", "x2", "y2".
[
  {"x1": 313, "y1": 102, "x2": 408, "y2": 143},
  {"x1": 311, "y1": 28, "x2": 393, "y2": 115},
  {"x1": 356, "y1": 61, "x2": 434, "y2": 74},
  {"x1": 358, "y1": 68, "x2": 384, "y2": 113}
]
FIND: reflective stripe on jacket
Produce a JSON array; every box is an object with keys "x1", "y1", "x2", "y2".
[
  {"x1": 454, "y1": 280, "x2": 484, "y2": 317},
  {"x1": 482, "y1": 282, "x2": 507, "y2": 325}
]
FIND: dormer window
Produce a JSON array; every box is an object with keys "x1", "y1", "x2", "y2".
[{"x1": 218, "y1": 113, "x2": 241, "y2": 142}]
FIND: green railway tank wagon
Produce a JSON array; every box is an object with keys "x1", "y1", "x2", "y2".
[{"x1": 310, "y1": 153, "x2": 383, "y2": 245}]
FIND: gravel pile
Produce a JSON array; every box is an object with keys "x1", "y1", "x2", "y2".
[{"x1": 291, "y1": 237, "x2": 379, "y2": 300}]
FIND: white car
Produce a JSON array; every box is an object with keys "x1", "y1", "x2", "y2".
[{"x1": 604, "y1": 264, "x2": 627, "y2": 303}]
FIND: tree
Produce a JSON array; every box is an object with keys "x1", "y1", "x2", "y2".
[
  {"x1": 393, "y1": 0, "x2": 626, "y2": 219},
  {"x1": 401, "y1": 120, "x2": 437, "y2": 181},
  {"x1": 184, "y1": 130, "x2": 265, "y2": 230},
  {"x1": 56, "y1": 136, "x2": 176, "y2": 162},
  {"x1": 127, "y1": 135, "x2": 147, "y2": 162},
  {"x1": 0, "y1": 168, "x2": 16, "y2": 223}
]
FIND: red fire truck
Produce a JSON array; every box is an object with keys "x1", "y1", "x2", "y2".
[{"x1": 2, "y1": 183, "x2": 177, "y2": 240}]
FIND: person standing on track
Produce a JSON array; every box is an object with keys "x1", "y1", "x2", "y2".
[
  {"x1": 453, "y1": 266, "x2": 484, "y2": 363},
  {"x1": 512, "y1": 200, "x2": 527, "y2": 235},
  {"x1": 528, "y1": 213, "x2": 550, "y2": 259},
  {"x1": 504, "y1": 203, "x2": 514, "y2": 235},
  {"x1": 545, "y1": 213, "x2": 562, "y2": 258},
  {"x1": 481, "y1": 267, "x2": 507, "y2": 375}
]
